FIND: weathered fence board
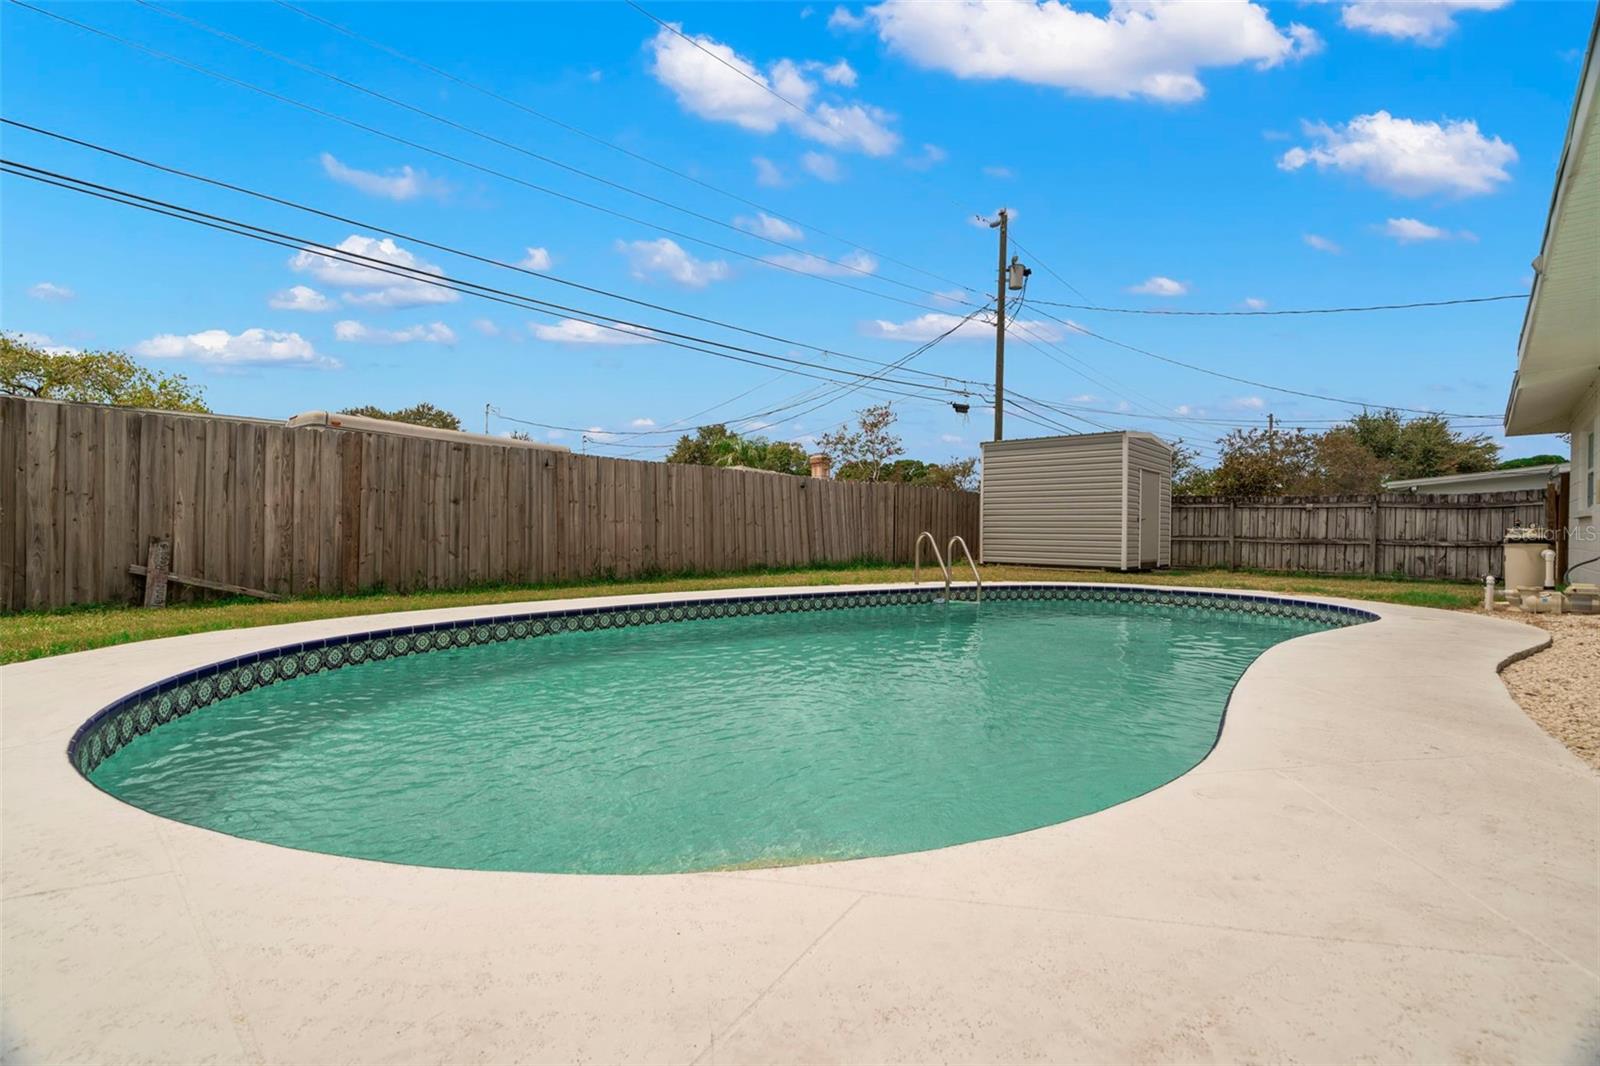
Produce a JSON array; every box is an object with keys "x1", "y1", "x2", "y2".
[
  {"x1": 1173, "y1": 491, "x2": 1549, "y2": 580},
  {"x1": 0, "y1": 397, "x2": 979, "y2": 611}
]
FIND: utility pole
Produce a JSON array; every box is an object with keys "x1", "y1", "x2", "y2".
[
  {"x1": 484, "y1": 403, "x2": 492, "y2": 435},
  {"x1": 990, "y1": 208, "x2": 1008, "y2": 442}
]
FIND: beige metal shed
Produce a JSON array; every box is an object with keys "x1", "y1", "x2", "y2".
[{"x1": 980, "y1": 431, "x2": 1172, "y2": 571}]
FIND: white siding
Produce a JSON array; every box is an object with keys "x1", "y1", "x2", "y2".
[
  {"x1": 1570, "y1": 378, "x2": 1600, "y2": 585},
  {"x1": 980, "y1": 431, "x2": 1171, "y2": 569},
  {"x1": 1126, "y1": 434, "x2": 1174, "y2": 568}
]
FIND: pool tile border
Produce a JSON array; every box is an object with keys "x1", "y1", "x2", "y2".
[{"x1": 67, "y1": 584, "x2": 1375, "y2": 777}]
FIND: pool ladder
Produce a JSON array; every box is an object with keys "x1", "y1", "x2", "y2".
[{"x1": 914, "y1": 531, "x2": 982, "y2": 603}]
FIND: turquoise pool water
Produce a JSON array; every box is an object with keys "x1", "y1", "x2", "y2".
[{"x1": 92, "y1": 597, "x2": 1332, "y2": 873}]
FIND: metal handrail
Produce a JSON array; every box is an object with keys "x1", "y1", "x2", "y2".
[
  {"x1": 946, "y1": 536, "x2": 982, "y2": 603},
  {"x1": 914, "y1": 531, "x2": 951, "y2": 590}
]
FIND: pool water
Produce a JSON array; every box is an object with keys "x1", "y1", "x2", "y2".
[{"x1": 93, "y1": 599, "x2": 1330, "y2": 873}]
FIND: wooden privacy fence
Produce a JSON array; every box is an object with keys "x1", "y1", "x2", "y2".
[
  {"x1": 1172, "y1": 491, "x2": 1553, "y2": 580},
  {"x1": 1, "y1": 397, "x2": 978, "y2": 612}
]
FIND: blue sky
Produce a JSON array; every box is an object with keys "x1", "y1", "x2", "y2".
[{"x1": 3, "y1": 0, "x2": 1591, "y2": 463}]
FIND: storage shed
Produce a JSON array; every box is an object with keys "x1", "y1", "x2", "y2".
[{"x1": 980, "y1": 431, "x2": 1172, "y2": 570}]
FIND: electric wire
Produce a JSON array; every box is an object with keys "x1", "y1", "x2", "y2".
[
  {"x1": 0, "y1": 161, "x2": 985, "y2": 403},
  {"x1": 1, "y1": 119, "x2": 994, "y2": 390},
  {"x1": 6, "y1": 0, "x2": 972, "y2": 316},
  {"x1": 1026, "y1": 304, "x2": 1498, "y2": 419},
  {"x1": 1028, "y1": 293, "x2": 1531, "y2": 317},
  {"x1": 132, "y1": 0, "x2": 962, "y2": 302},
  {"x1": 270, "y1": 1, "x2": 986, "y2": 302}
]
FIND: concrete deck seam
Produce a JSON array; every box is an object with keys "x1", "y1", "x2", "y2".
[
  {"x1": 692, "y1": 893, "x2": 866, "y2": 1065},
  {"x1": 155, "y1": 821, "x2": 267, "y2": 1065}
]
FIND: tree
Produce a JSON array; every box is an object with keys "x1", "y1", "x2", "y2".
[
  {"x1": 666, "y1": 424, "x2": 808, "y2": 475},
  {"x1": 1183, "y1": 410, "x2": 1504, "y2": 499},
  {"x1": 1344, "y1": 410, "x2": 1498, "y2": 480},
  {"x1": 1209, "y1": 426, "x2": 1321, "y2": 498},
  {"x1": 837, "y1": 456, "x2": 978, "y2": 491},
  {"x1": 1171, "y1": 440, "x2": 1215, "y2": 495},
  {"x1": 666, "y1": 424, "x2": 737, "y2": 466},
  {"x1": 0, "y1": 331, "x2": 209, "y2": 412},
  {"x1": 817, "y1": 403, "x2": 902, "y2": 482},
  {"x1": 1498, "y1": 454, "x2": 1566, "y2": 470},
  {"x1": 341, "y1": 402, "x2": 461, "y2": 430}
]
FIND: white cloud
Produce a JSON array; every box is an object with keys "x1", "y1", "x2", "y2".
[
  {"x1": 1278, "y1": 111, "x2": 1516, "y2": 197},
  {"x1": 814, "y1": 59, "x2": 858, "y2": 86},
  {"x1": 764, "y1": 249, "x2": 878, "y2": 276},
  {"x1": 289, "y1": 235, "x2": 459, "y2": 309},
  {"x1": 333, "y1": 320, "x2": 456, "y2": 345},
  {"x1": 982, "y1": 165, "x2": 1014, "y2": 179},
  {"x1": 1128, "y1": 276, "x2": 1188, "y2": 297},
  {"x1": 865, "y1": 0, "x2": 1320, "y2": 104},
  {"x1": 859, "y1": 312, "x2": 1062, "y2": 342},
  {"x1": 1336, "y1": 0, "x2": 1509, "y2": 45},
  {"x1": 801, "y1": 150, "x2": 843, "y2": 182},
  {"x1": 1068, "y1": 393, "x2": 1100, "y2": 404},
  {"x1": 27, "y1": 281, "x2": 74, "y2": 302},
  {"x1": 1303, "y1": 233, "x2": 1342, "y2": 254},
  {"x1": 905, "y1": 143, "x2": 948, "y2": 170},
  {"x1": 1379, "y1": 216, "x2": 1457, "y2": 243},
  {"x1": 134, "y1": 328, "x2": 338, "y2": 368},
  {"x1": 617, "y1": 238, "x2": 730, "y2": 287},
  {"x1": 752, "y1": 156, "x2": 786, "y2": 187},
  {"x1": 319, "y1": 153, "x2": 447, "y2": 202},
  {"x1": 940, "y1": 433, "x2": 964, "y2": 444},
  {"x1": 630, "y1": 417, "x2": 658, "y2": 428},
  {"x1": 14, "y1": 331, "x2": 80, "y2": 355},
  {"x1": 647, "y1": 25, "x2": 899, "y2": 155},
  {"x1": 268, "y1": 285, "x2": 336, "y2": 312},
  {"x1": 471, "y1": 318, "x2": 501, "y2": 336},
  {"x1": 532, "y1": 319, "x2": 657, "y2": 345},
  {"x1": 1242, "y1": 297, "x2": 1269, "y2": 310},
  {"x1": 735, "y1": 212, "x2": 805, "y2": 241},
  {"x1": 828, "y1": 5, "x2": 869, "y2": 30},
  {"x1": 518, "y1": 247, "x2": 553, "y2": 270},
  {"x1": 1227, "y1": 395, "x2": 1266, "y2": 410}
]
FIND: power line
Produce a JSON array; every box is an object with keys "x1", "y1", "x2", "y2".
[
  {"x1": 1, "y1": 120, "x2": 994, "y2": 392},
  {"x1": 7, "y1": 0, "x2": 970, "y2": 316},
  {"x1": 1028, "y1": 293, "x2": 1530, "y2": 317},
  {"x1": 270, "y1": 1, "x2": 986, "y2": 301},
  {"x1": 1007, "y1": 234, "x2": 1090, "y2": 303},
  {"x1": 1026, "y1": 305, "x2": 1498, "y2": 419},
  {"x1": 0, "y1": 161, "x2": 986, "y2": 405},
  {"x1": 624, "y1": 1, "x2": 817, "y2": 124},
  {"x1": 131, "y1": 0, "x2": 951, "y2": 301}
]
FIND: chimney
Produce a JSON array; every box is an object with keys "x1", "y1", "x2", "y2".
[{"x1": 808, "y1": 453, "x2": 832, "y2": 480}]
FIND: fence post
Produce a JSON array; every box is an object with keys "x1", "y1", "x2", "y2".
[
  {"x1": 1227, "y1": 499, "x2": 1237, "y2": 571},
  {"x1": 1369, "y1": 494, "x2": 1380, "y2": 575}
]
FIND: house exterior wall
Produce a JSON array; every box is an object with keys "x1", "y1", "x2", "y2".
[
  {"x1": 1385, "y1": 466, "x2": 1567, "y2": 496},
  {"x1": 980, "y1": 431, "x2": 1170, "y2": 570},
  {"x1": 1569, "y1": 377, "x2": 1600, "y2": 584}
]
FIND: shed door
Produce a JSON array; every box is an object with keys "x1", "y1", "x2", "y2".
[{"x1": 1138, "y1": 470, "x2": 1160, "y2": 568}]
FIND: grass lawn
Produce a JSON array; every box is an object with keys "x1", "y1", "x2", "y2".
[{"x1": 0, "y1": 563, "x2": 1481, "y2": 665}]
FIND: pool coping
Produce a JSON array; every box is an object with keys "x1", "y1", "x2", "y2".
[{"x1": 3, "y1": 581, "x2": 1596, "y2": 1064}]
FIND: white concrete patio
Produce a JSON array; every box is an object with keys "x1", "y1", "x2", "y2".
[{"x1": 2, "y1": 583, "x2": 1596, "y2": 1064}]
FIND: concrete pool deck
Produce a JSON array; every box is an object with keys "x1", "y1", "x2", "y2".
[{"x1": 2, "y1": 582, "x2": 1596, "y2": 1064}]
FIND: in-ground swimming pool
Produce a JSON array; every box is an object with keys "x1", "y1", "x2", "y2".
[{"x1": 77, "y1": 586, "x2": 1368, "y2": 874}]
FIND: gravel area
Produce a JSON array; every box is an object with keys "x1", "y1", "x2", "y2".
[{"x1": 1500, "y1": 612, "x2": 1600, "y2": 770}]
